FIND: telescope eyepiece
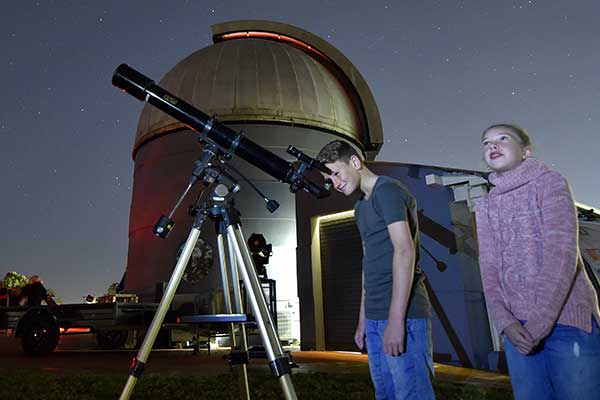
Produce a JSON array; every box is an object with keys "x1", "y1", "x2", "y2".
[{"x1": 286, "y1": 145, "x2": 331, "y2": 175}]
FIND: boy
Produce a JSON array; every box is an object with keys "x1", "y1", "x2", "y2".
[{"x1": 317, "y1": 140, "x2": 434, "y2": 400}]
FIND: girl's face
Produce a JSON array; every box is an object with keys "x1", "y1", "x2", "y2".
[{"x1": 482, "y1": 127, "x2": 531, "y2": 173}]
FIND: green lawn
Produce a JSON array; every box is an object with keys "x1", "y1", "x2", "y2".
[{"x1": 0, "y1": 371, "x2": 513, "y2": 399}]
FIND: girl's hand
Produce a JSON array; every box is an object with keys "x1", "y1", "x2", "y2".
[{"x1": 504, "y1": 322, "x2": 536, "y2": 354}]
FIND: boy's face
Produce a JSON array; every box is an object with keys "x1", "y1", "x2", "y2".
[
  {"x1": 323, "y1": 156, "x2": 361, "y2": 196},
  {"x1": 482, "y1": 127, "x2": 531, "y2": 173}
]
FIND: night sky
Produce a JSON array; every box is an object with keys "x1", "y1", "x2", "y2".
[{"x1": 2, "y1": 1, "x2": 598, "y2": 303}]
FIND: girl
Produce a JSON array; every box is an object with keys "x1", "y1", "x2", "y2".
[{"x1": 475, "y1": 123, "x2": 600, "y2": 400}]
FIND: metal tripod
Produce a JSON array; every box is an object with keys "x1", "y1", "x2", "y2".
[{"x1": 119, "y1": 170, "x2": 296, "y2": 400}]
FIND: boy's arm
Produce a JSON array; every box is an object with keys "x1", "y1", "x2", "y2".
[
  {"x1": 383, "y1": 220, "x2": 415, "y2": 356},
  {"x1": 354, "y1": 270, "x2": 366, "y2": 350}
]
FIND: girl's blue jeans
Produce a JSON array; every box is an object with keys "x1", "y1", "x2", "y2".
[{"x1": 504, "y1": 318, "x2": 600, "y2": 400}]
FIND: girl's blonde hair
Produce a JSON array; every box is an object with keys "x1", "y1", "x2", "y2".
[{"x1": 482, "y1": 123, "x2": 532, "y2": 148}]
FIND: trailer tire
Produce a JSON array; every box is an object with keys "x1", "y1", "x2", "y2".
[
  {"x1": 96, "y1": 329, "x2": 128, "y2": 349},
  {"x1": 21, "y1": 314, "x2": 60, "y2": 356}
]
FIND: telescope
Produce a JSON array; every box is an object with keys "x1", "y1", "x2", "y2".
[
  {"x1": 113, "y1": 64, "x2": 330, "y2": 400},
  {"x1": 112, "y1": 64, "x2": 330, "y2": 198}
]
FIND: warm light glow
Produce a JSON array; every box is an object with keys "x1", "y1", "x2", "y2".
[
  {"x1": 59, "y1": 327, "x2": 91, "y2": 334},
  {"x1": 316, "y1": 210, "x2": 355, "y2": 224},
  {"x1": 218, "y1": 31, "x2": 328, "y2": 59}
]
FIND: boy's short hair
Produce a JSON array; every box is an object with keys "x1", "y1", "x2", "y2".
[{"x1": 317, "y1": 140, "x2": 361, "y2": 164}]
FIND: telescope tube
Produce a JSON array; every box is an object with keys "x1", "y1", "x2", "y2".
[{"x1": 114, "y1": 64, "x2": 301, "y2": 185}]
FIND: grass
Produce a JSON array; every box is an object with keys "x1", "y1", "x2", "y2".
[{"x1": 0, "y1": 371, "x2": 513, "y2": 399}]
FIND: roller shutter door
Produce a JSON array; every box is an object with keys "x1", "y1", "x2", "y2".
[{"x1": 319, "y1": 217, "x2": 363, "y2": 350}]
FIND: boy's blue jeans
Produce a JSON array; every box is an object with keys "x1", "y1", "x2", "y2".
[
  {"x1": 365, "y1": 318, "x2": 435, "y2": 400},
  {"x1": 504, "y1": 318, "x2": 600, "y2": 400}
]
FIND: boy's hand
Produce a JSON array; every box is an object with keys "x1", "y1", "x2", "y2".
[
  {"x1": 354, "y1": 320, "x2": 366, "y2": 350},
  {"x1": 383, "y1": 319, "x2": 405, "y2": 356},
  {"x1": 504, "y1": 322, "x2": 536, "y2": 354}
]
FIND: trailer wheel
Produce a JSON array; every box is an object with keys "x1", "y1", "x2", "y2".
[
  {"x1": 21, "y1": 317, "x2": 60, "y2": 356},
  {"x1": 96, "y1": 329, "x2": 128, "y2": 349}
]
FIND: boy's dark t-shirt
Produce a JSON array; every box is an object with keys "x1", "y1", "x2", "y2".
[{"x1": 354, "y1": 176, "x2": 432, "y2": 320}]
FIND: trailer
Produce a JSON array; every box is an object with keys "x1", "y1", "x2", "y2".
[
  {"x1": 0, "y1": 292, "x2": 277, "y2": 357},
  {"x1": 0, "y1": 299, "x2": 157, "y2": 356}
]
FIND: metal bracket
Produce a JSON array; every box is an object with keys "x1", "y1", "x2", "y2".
[
  {"x1": 129, "y1": 357, "x2": 145, "y2": 378},
  {"x1": 201, "y1": 116, "x2": 216, "y2": 140},
  {"x1": 269, "y1": 356, "x2": 292, "y2": 377}
]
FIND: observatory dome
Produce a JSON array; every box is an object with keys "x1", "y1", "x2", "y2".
[{"x1": 133, "y1": 20, "x2": 382, "y2": 158}]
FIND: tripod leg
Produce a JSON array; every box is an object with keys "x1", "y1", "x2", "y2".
[
  {"x1": 227, "y1": 236, "x2": 244, "y2": 317},
  {"x1": 217, "y1": 232, "x2": 250, "y2": 400},
  {"x1": 218, "y1": 233, "x2": 233, "y2": 313},
  {"x1": 227, "y1": 235, "x2": 250, "y2": 350},
  {"x1": 227, "y1": 236, "x2": 250, "y2": 353},
  {"x1": 119, "y1": 216, "x2": 207, "y2": 400},
  {"x1": 227, "y1": 225, "x2": 297, "y2": 400}
]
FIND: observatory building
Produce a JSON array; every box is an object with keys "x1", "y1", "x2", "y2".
[{"x1": 123, "y1": 20, "x2": 383, "y2": 341}]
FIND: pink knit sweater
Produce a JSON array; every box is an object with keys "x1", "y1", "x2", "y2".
[{"x1": 475, "y1": 158, "x2": 600, "y2": 342}]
